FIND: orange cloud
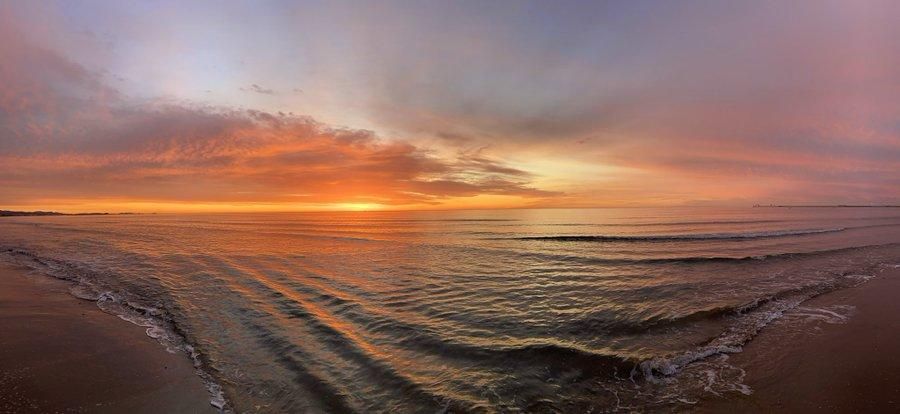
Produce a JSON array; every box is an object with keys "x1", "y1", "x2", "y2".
[
  {"x1": 0, "y1": 16, "x2": 556, "y2": 212},
  {"x1": 0, "y1": 108, "x2": 558, "y2": 210}
]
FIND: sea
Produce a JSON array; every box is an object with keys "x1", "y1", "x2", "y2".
[{"x1": 2, "y1": 207, "x2": 899, "y2": 412}]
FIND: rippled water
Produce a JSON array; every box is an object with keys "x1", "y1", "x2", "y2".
[{"x1": 2, "y1": 207, "x2": 900, "y2": 412}]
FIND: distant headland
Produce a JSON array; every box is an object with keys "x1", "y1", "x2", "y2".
[{"x1": 0, "y1": 210, "x2": 134, "y2": 217}]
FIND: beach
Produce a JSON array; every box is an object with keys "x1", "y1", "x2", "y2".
[
  {"x1": 0, "y1": 262, "x2": 215, "y2": 413},
  {"x1": 695, "y1": 266, "x2": 900, "y2": 412},
  {"x1": 1, "y1": 208, "x2": 899, "y2": 411},
  {"x1": 3, "y1": 263, "x2": 898, "y2": 413}
]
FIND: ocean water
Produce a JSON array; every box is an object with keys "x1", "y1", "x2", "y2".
[{"x1": 2, "y1": 207, "x2": 900, "y2": 412}]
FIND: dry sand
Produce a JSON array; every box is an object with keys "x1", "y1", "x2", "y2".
[
  {"x1": 0, "y1": 262, "x2": 217, "y2": 413},
  {"x1": 695, "y1": 267, "x2": 900, "y2": 413}
]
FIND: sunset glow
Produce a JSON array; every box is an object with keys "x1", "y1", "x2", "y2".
[{"x1": 2, "y1": 1, "x2": 900, "y2": 212}]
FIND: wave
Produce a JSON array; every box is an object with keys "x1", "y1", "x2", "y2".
[
  {"x1": 540, "y1": 219, "x2": 788, "y2": 227},
  {"x1": 636, "y1": 269, "x2": 884, "y2": 382},
  {"x1": 559, "y1": 246, "x2": 893, "y2": 339},
  {"x1": 386, "y1": 256, "x2": 889, "y2": 406},
  {"x1": 0, "y1": 248, "x2": 230, "y2": 412},
  {"x1": 510, "y1": 227, "x2": 847, "y2": 242},
  {"x1": 537, "y1": 215, "x2": 900, "y2": 228},
  {"x1": 508, "y1": 242, "x2": 900, "y2": 267},
  {"x1": 509, "y1": 222, "x2": 900, "y2": 243}
]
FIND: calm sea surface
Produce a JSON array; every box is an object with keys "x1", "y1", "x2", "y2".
[{"x1": 2, "y1": 207, "x2": 900, "y2": 412}]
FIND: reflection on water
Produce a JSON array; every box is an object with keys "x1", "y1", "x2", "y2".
[{"x1": 2, "y1": 207, "x2": 900, "y2": 412}]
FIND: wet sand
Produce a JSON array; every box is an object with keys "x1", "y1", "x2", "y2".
[
  {"x1": 696, "y1": 267, "x2": 900, "y2": 413},
  {"x1": 3, "y1": 259, "x2": 898, "y2": 413},
  {"x1": 0, "y1": 262, "x2": 216, "y2": 413}
]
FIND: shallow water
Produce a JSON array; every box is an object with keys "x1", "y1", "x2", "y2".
[{"x1": 2, "y1": 207, "x2": 899, "y2": 412}]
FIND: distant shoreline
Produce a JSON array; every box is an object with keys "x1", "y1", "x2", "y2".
[
  {"x1": 753, "y1": 205, "x2": 900, "y2": 208},
  {"x1": 0, "y1": 210, "x2": 134, "y2": 217}
]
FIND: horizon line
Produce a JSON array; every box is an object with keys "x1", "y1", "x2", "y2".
[{"x1": 5, "y1": 203, "x2": 900, "y2": 216}]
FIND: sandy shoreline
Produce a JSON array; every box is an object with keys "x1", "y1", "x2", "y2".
[
  {"x1": 695, "y1": 266, "x2": 900, "y2": 412},
  {"x1": 2, "y1": 257, "x2": 898, "y2": 413},
  {"x1": 0, "y1": 262, "x2": 216, "y2": 413}
]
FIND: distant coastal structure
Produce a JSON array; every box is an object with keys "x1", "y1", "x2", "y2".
[{"x1": 753, "y1": 204, "x2": 900, "y2": 208}]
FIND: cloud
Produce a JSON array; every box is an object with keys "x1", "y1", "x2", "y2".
[
  {"x1": 318, "y1": 1, "x2": 900, "y2": 205},
  {"x1": 242, "y1": 83, "x2": 276, "y2": 95},
  {"x1": 3, "y1": 1, "x2": 900, "y2": 208},
  {"x1": 0, "y1": 14, "x2": 555, "y2": 209}
]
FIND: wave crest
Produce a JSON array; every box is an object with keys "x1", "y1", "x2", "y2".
[{"x1": 512, "y1": 227, "x2": 846, "y2": 242}]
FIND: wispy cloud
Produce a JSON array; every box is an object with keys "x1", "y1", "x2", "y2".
[{"x1": 242, "y1": 84, "x2": 276, "y2": 95}]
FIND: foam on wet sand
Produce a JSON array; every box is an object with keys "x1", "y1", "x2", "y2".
[
  {"x1": 694, "y1": 265, "x2": 900, "y2": 412},
  {"x1": 0, "y1": 262, "x2": 216, "y2": 413}
]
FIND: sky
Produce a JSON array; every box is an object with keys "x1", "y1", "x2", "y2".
[{"x1": 1, "y1": 0, "x2": 900, "y2": 212}]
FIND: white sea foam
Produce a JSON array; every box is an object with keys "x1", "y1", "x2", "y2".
[
  {"x1": 638, "y1": 269, "x2": 883, "y2": 387},
  {"x1": 845, "y1": 274, "x2": 876, "y2": 283},
  {"x1": 0, "y1": 250, "x2": 231, "y2": 412},
  {"x1": 787, "y1": 305, "x2": 855, "y2": 324}
]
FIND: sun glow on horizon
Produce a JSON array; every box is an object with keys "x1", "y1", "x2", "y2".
[
  {"x1": 331, "y1": 203, "x2": 385, "y2": 211},
  {"x1": 0, "y1": 193, "x2": 568, "y2": 214}
]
